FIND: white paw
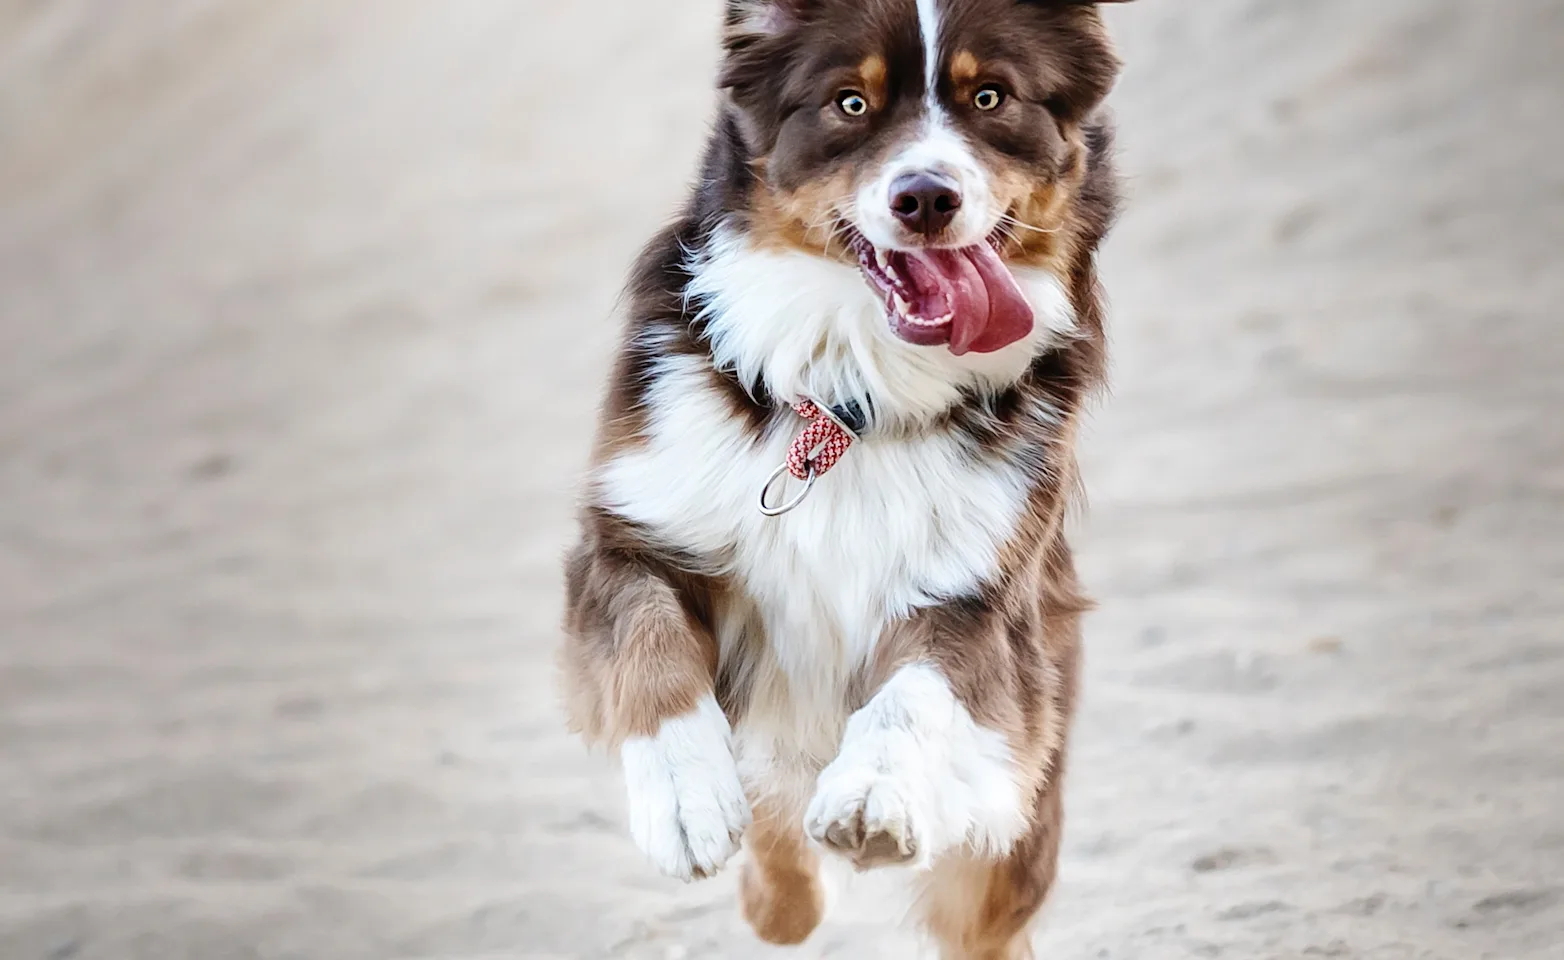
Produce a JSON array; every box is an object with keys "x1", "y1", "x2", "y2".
[
  {"x1": 620, "y1": 696, "x2": 750, "y2": 882},
  {"x1": 803, "y1": 663, "x2": 1033, "y2": 870},
  {"x1": 805, "y1": 760, "x2": 926, "y2": 870}
]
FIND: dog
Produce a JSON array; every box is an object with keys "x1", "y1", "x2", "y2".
[{"x1": 562, "y1": 1, "x2": 1130, "y2": 955}]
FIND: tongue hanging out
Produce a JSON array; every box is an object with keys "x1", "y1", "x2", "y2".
[{"x1": 855, "y1": 238, "x2": 1035, "y2": 356}]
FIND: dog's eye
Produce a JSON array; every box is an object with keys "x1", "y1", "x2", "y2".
[
  {"x1": 973, "y1": 85, "x2": 1005, "y2": 111},
  {"x1": 836, "y1": 90, "x2": 869, "y2": 118}
]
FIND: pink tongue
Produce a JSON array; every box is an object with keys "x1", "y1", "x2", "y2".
[{"x1": 906, "y1": 246, "x2": 1035, "y2": 355}]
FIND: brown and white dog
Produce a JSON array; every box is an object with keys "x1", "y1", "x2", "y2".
[{"x1": 562, "y1": 1, "x2": 1130, "y2": 955}]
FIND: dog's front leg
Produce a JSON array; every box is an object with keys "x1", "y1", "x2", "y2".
[
  {"x1": 805, "y1": 659, "x2": 1031, "y2": 871},
  {"x1": 562, "y1": 542, "x2": 749, "y2": 881}
]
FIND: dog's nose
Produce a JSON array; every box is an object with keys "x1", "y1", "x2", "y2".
[{"x1": 889, "y1": 171, "x2": 962, "y2": 236}]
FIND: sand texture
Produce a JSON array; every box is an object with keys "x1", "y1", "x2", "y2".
[{"x1": 1, "y1": 1, "x2": 1561, "y2": 957}]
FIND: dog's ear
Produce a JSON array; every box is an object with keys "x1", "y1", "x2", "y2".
[
  {"x1": 720, "y1": 0, "x2": 815, "y2": 93},
  {"x1": 724, "y1": 0, "x2": 814, "y2": 48},
  {"x1": 1017, "y1": 0, "x2": 1128, "y2": 121},
  {"x1": 719, "y1": 1, "x2": 816, "y2": 149}
]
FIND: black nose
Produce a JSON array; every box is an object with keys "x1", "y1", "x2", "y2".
[{"x1": 889, "y1": 171, "x2": 962, "y2": 236}]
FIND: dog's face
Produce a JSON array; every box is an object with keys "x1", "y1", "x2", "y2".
[{"x1": 722, "y1": 0, "x2": 1125, "y2": 355}]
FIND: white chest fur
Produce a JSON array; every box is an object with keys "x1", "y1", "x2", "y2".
[
  {"x1": 596, "y1": 232, "x2": 1070, "y2": 785},
  {"x1": 597, "y1": 365, "x2": 1027, "y2": 778}
]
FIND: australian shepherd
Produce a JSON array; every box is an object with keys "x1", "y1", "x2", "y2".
[{"x1": 562, "y1": 1, "x2": 1131, "y2": 955}]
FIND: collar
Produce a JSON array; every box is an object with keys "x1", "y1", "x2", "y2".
[
  {"x1": 758, "y1": 394, "x2": 872, "y2": 517},
  {"x1": 814, "y1": 396, "x2": 870, "y2": 440}
]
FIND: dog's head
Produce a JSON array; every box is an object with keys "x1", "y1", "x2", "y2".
[{"x1": 720, "y1": 0, "x2": 1127, "y2": 356}]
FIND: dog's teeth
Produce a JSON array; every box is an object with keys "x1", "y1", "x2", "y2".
[
  {"x1": 892, "y1": 293, "x2": 911, "y2": 316},
  {"x1": 876, "y1": 249, "x2": 890, "y2": 271}
]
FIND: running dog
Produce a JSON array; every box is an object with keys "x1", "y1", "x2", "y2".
[{"x1": 562, "y1": 1, "x2": 1131, "y2": 954}]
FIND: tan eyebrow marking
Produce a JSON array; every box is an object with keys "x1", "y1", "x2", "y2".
[
  {"x1": 951, "y1": 50, "x2": 981, "y2": 85},
  {"x1": 858, "y1": 54, "x2": 888, "y2": 107}
]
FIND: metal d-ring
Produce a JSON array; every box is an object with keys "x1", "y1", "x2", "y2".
[{"x1": 758, "y1": 461, "x2": 817, "y2": 517}]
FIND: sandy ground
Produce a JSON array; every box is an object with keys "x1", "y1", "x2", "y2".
[{"x1": 2, "y1": 2, "x2": 1562, "y2": 958}]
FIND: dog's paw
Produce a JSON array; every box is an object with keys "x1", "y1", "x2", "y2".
[
  {"x1": 621, "y1": 696, "x2": 750, "y2": 882},
  {"x1": 805, "y1": 762, "x2": 923, "y2": 870}
]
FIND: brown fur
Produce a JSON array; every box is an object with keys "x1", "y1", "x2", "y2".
[
  {"x1": 925, "y1": 789, "x2": 1066, "y2": 960},
  {"x1": 747, "y1": 165, "x2": 860, "y2": 256},
  {"x1": 741, "y1": 797, "x2": 827, "y2": 945},
  {"x1": 561, "y1": 531, "x2": 723, "y2": 744}
]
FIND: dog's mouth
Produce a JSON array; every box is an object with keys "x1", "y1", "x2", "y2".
[{"x1": 848, "y1": 231, "x2": 1035, "y2": 356}]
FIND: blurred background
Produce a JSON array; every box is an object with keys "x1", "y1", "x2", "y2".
[{"x1": 2, "y1": 1, "x2": 1561, "y2": 958}]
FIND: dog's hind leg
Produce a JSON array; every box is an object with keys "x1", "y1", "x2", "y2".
[
  {"x1": 920, "y1": 784, "x2": 1064, "y2": 960},
  {"x1": 740, "y1": 794, "x2": 825, "y2": 945}
]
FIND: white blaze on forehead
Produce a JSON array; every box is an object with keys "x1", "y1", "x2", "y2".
[
  {"x1": 853, "y1": 0, "x2": 1002, "y2": 251},
  {"x1": 915, "y1": 0, "x2": 943, "y2": 108}
]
